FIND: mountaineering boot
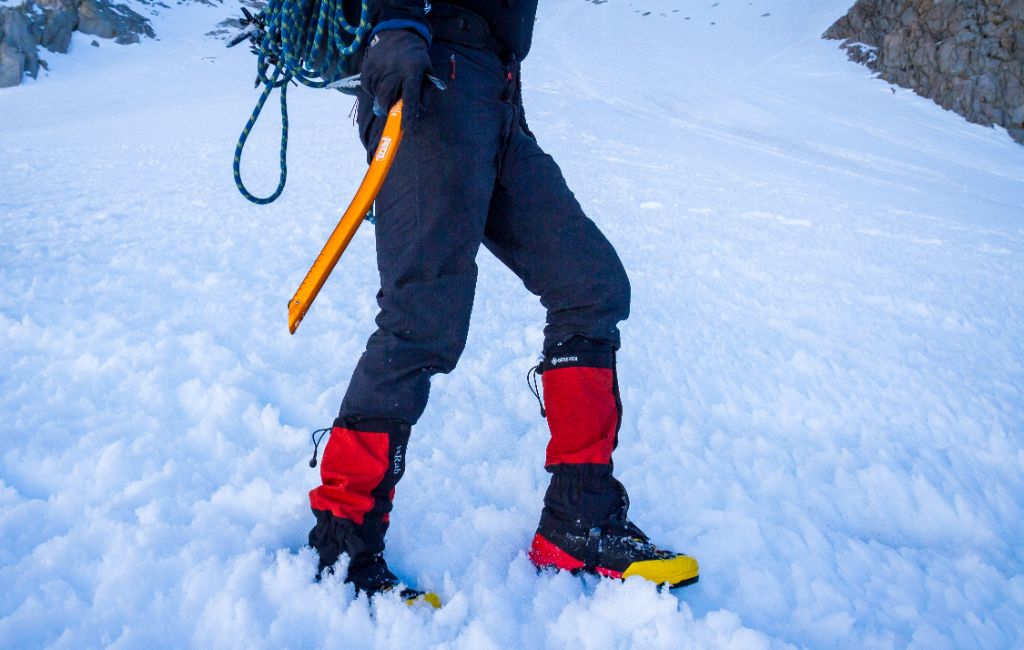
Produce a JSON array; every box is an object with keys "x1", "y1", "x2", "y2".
[
  {"x1": 527, "y1": 338, "x2": 699, "y2": 588},
  {"x1": 530, "y1": 522, "x2": 699, "y2": 588},
  {"x1": 309, "y1": 513, "x2": 441, "y2": 607},
  {"x1": 307, "y1": 419, "x2": 440, "y2": 607},
  {"x1": 528, "y1": 470, "x2": 699, "y2": 588},
  {"x1": 345, "y1": 552, "x2": 441, "y2": 608}
]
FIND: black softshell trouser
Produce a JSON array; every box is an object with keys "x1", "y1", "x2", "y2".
[
  {"x1": 308, "y1": 38, "x2": 634, "y2": 580},
  {"x1": 338, "y1": 40, "x2": 631, "y2": 425}
]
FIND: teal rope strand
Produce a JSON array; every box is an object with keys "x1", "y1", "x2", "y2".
[
  {"x1": 233, "y1": 0, "x2": 370, "y2": 204},
  {"x1": 233, "y1": 65, "x2": 289, "y2": 205}
]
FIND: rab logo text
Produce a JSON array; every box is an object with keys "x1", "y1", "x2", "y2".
[
  {"x1": 393, "y1": 445, "x2": 404, "y2": 475},
  {"x1": 375, "y1": 136, "x2": 392, "y2": 161}
]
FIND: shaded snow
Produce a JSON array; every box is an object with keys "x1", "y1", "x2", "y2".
[{"x1": 2, "y1": 0, "x2": 1023, "y2": 647}]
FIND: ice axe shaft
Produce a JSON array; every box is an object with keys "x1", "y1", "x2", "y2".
[{"x1": 287, "y1": 101, "x2": 404, "y2": 334}]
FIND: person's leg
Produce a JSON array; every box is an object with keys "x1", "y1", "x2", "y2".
[
  {"x1": 484, "y1": 118, "x2": 699, "y2": 587},
  {"x1": 308, "y1": 41, "x2": 509, "y2": 591},
  {"x1": 482, "y1": 114, "x2": 629, "y2": 506},
  {"x1": 483, "y1": 132, "x2": 630, "y2": 354}
]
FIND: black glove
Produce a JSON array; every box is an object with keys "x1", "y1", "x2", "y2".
[{"x1": 360, "y1": 28, "x2": 435, "y2": 132}]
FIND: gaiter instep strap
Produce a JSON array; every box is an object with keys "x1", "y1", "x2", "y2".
[{"x1": 584, "y1": 527, "x2": 601, "y2": 572}]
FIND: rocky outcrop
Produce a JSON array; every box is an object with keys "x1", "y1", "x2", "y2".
[
  {"x1": 0, "y1": 0, "x2": 153, "y2": 87},
  {"x1": 0, "y1": 6, "x2": 40, "y2": 87},
  {"x1": 824, "y1": 0, "x2": 1024, "y2": 145},
  {"x1": 77, "y1": 0, "x2": 152, "y2": 43}
]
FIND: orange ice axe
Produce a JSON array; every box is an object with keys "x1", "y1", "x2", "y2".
[{"x1": 287, "y1": 100, "x2": 404, "y2": 334}]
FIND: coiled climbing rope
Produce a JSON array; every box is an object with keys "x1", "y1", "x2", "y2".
[{"x1": 231, "y1": 0, "x2": 370, "y2": 204}]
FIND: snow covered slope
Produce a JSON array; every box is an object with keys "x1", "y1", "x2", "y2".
[{"x1": 2, "y1": 0, "x2": 1023, "y2": 647}]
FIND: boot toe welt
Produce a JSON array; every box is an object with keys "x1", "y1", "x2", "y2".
[{"x1": 621, "y1": 555, "x2": 699, "y2": 587}]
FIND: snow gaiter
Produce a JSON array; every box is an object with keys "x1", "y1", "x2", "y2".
[
  {"x1": 534, "y1": 337, "x2": 630, "y2": 532},
  {"x1": 528, "y1": 337, "x2": 703, "y2": 587},
  {"x1": 308, "y1": 417, "x2": 410, "y2": 582}
]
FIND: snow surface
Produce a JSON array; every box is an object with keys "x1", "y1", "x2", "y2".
[{"x1": 2, "y1": 0, "x2": 1023, "y2": 647}]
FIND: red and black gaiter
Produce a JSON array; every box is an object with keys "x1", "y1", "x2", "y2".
[
  {"x1": 536, "y1": 337, "x2": 629, "y2": 529},
  {"x1": 308, "y1": 418, "x2": 410, "y2": 574}
]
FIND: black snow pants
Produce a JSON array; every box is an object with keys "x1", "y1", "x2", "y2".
[{"x1": 337, "y1": 39, "x2": 631, "y2": 425}]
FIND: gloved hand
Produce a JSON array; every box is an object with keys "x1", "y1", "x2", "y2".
[{"x1": 360, "y1": 28, "x2": 435, "y2": 132}]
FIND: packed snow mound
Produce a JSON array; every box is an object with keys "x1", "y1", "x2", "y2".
[{"x1": 2, "y1": 0, "x2": 1023, "y2": 648}]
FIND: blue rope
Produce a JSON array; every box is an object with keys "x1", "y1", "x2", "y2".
[{"x1": 233, "y1": 0, "x2": 370, "y2": 204}]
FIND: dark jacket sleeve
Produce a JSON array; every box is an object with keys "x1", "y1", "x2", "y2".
[{"x1": 373, "y1": 0, "x2": 431, "y2": 28}]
